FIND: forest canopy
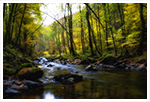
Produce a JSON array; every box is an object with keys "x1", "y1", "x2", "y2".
[{"x1": 3, "y1": 3, "x2": 147, "y2": 58}]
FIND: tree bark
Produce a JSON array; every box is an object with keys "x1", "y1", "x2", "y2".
[
  {"x1": 90, "y1": 14, "x2": 102, "y2": 56},
  {"x1": 85, "y1": 3, "x2": 94, "y2": 56},
  {"x1": 103, "y1": 3, "x2": 109, "y2": 49},
  {"x1": 79, "y1": 5, "x2": 85, "y2": 54},
  {"x1": 137, "y1": 3, "x2": 146, "y2": 55},
  {"x1": 15, "y1": 3, "x2": 26, "y2": 46},
  {"x1": 108, "y1": 4, "x2": 117, "y2": 56},
  {"x1": 4, "y1": 3, "x2": 15, "y2": 46},
  {"x1": 67, "y1": 3, "x2": 76, "y2": 56}
]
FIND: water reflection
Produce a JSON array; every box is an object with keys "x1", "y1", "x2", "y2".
[
  {"x1": 12, "y1": 63, "x2": 147, "y2": 99},
  {"x1": 43, "y1": 92, "x2": 55, "y2": 99}
]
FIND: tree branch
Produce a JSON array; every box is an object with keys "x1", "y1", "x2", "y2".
[
  {"x1": 30, "y1": 16, "x2": 47, "y2": 35},
  {"x1": 84, "y1": 3, "x2": 104, "y2": 30},
  {"x1": 45, "y1": 13, "x2": 69, "y2": 34}
]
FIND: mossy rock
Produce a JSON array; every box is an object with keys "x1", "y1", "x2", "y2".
[
  {"x1": 100, "y1": 55, "x2": 117, "y2": 65},
  {"x1": 17, "y1": 67, "x2": 43, "y2": 80},
  {"x1": 18, "y1": 63, "x2": 34, "y2": 71}
]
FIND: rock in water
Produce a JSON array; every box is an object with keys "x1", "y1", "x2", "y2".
[
  {"x1": 47, "y1": 64, "x2": 53, "y2": 67},
  {"x1": 85, "y1": 65, "x2": 98, "y2": 71},
  {"x1": 4, "y1": 88, "x2": 20, "y2": 98},
  {"x1": 137, "y1": 64, "x2": 146, "y2": 71},
  {"x1": 53, "y1": 73, "x2": 83, "y2": 84}
]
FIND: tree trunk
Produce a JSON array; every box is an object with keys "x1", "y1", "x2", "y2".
[
  {"x1": 15, "y1": 3, "x2": 26, "y2": 45},
  {"x1": 85, "y1": 3, "x2": 94, "y2": 56},
  {"x1": 79, "y1": 5, "x2": 85, "y2": 54},
  {"x1": 67, "y1": 3, "x2": 76, "y2": 56},
  {"x1": 117, "y1": 3, "x2": 125, "y2": 40},
  {"x1": 4, "y1": 3, "x2": 15, "y2": 47},
  {"x1": 9, "y1": 3, "x2": 18, "y2": 43},
  {"x1": 97, "y1": 4, "x2": 103, "y2": 53},
  {"x1": 103, "y1": 3, "x2": 109, "y2": 49},
  {"x1": 137, "y1": 3, "x2": 146, "y2": 55},
  {"x1": 3, "y1": 3, "x2": 6, "y2": 18},
  {"x1": 108, "y1": 4, "x2": 117, "y2": 56},
  {"x1": 90, "y1": 12, "x2": 102, "y2": 56}
]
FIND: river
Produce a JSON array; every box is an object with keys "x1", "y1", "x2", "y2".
[{"x1": 12, "y1": 57, "x2": 147, "y2": 99}]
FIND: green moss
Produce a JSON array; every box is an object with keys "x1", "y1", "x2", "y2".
[
  {"x1": 19, "y1": 63, "x2": 34, "y2": 71},
  {"x1": 17, "y1": 67, "x2": 43, "y2": 80}
]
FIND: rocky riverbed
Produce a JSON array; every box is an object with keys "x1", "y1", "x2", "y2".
[{"x1": 3, "y1": 56, "x2": 147, "y2": 99}]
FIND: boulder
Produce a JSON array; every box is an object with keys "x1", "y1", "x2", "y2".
[
  {"x1": 21, "y1": 80, "x2": 39, "y2": 89},
  {"x1": 4, "y1": 88, "x2": 20, "y2": 94},
  {"x1": 61, "y1": 61, "x2": 67, "y2": 65},
  {"x1": 97, "y1": 64, "x2": 115, "y2": 70},
  {"x1": 85, "y1": 65, "x2": 98, "y2": 71},
  {"x1": 53, "y1": 73, "x2": 83, "y2": 84},
  {"x1": 47, "y1": 64, "x2": 54, "y2": 67},
  {"x1": 100, "y1": 55, "x2": 117, "y2": 65},
  {"x1": 113, "y1": 62, "x2": 126, "y2": 69},
  {"x1": 4, "y1": 80, "x2": 15, "y2": 87},
  {"x1": 17, "y1": 67, "x2": 43, "y2": 80},
  {"x1": 136, "y1": 64, "x2": 146, "y2": 71},
  {"x1": 10, "y1": 84, "x2": 28, "y2": 90}
]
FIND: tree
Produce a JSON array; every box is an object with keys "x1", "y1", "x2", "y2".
[
  {"x1": 79, "y1": 4, "x2": 85, "y2": 54},
  {"x1": 108, "y1": 4, "x2": 117, "y2": 56},
  {"x1": 67, "y1": 3, "x2": 76, "y2": 56},
  {"x1": 85, "y1": 3, "x2": 94, "y2": 56},
  {"x1": 137, "y1": 3, "x2": 146, "y2": 55}
]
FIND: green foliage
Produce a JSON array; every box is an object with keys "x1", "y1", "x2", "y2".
[{"x1": 19, "y1": 63, "x2": 34, "y2": 71}]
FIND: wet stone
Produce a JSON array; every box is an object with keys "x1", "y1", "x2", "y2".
[
  {"x1": 53, "y1": 73, "x2": 83, "y2": 84},
  {"x1": 4, "y1": 80, "x2": 15, "y2": 87},
  {"x1": 85, "y1": 65, "x2": 98, "y2": 71}
]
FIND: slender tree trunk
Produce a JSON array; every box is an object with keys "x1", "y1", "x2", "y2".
[
  {"x1": 137, "y1": 3, "x2": 146, "y2": 55},
  {"x1": 117, "y1": 3, "x2": 125, "y2": 40},
  {"x1": 85, "y1": 3, "x2": 94, "y2": 56},
  {"x1": 15, "y1": 3, "x2": 26, "y2": 45},
  {"x1": 108, "y1": 4, "x2": 117, "y2": 56},
  {"x1": 90, "y1": 13, "x2": 102, "y2": 56},
  {"x1": 84, "y1": 3, "x2": 104, "y2": 31},
  {"x1": 67, "y1": 3, "x2": 76, "y2": 56},
  {"x1": 79, "y1": 5, "x2": 85, "y2": 54},
  {"x1": 61, "y1": 29, "x2": 67, "y2": 53},
  {"x1": 4, "y1": 3, "x2": 15, "y2": 46},
  {"x1": 3, "y1": 3, "x2": 6, "y2": 18},
  {"x1": 97, "y1": 4, "x2": 103, "y2": 53},
  {"x1": 61, "y1": 3, "x2": 67, "y2": 53},
  {"x1": 9, "y1": 3, "x2": 18, "y2": 43},
  {"x1": 103, "y1": 3, "x2": 109, "y2": 49},
  {"x1": 23, "y1": 27, "x2": 27, "y2": 53}
]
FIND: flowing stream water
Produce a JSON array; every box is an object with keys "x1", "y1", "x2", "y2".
[{"x1": 12, "y1": 57, "x2": 147, "y2": 99}]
